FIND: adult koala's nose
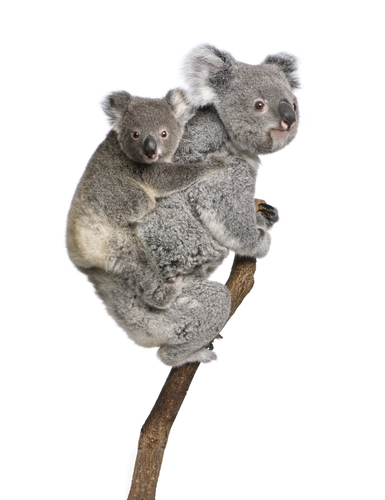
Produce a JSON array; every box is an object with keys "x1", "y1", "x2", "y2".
[
  {"x1": 278, "y1": 102, "x2": 296, "y2": 130},
  {"x1": 143, "y1": 135, "x2": 157, "y2": 158}
]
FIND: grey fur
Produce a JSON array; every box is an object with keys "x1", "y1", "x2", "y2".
[
  {"x1": 263, "y1": 52, "x2": 300, "y2": 90},
  {"x1": 68, "y1": 45, "x2": 300, "y2": 366},
  {"x1": 182, "y1": 44, "x2": 299, "y2": 158},
  {"x1": 67, "y1": 89, "x2": 228, "y2": 310}
]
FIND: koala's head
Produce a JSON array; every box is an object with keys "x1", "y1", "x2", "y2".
[
  {"x1": 182, "y1": 44, "x2": 300, "y2": 157},
  {"x1": 102, "y1": 89, "x2": 194, "y2": 164}
]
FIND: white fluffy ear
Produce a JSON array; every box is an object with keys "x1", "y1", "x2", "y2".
[
  {"x1": 101, "y1": 91, "x2": 131, "y2": 126},
  {"x1": 181, "y1": 44, "x2": 234, "y2": 107},
  {"x1": 165, "y1": 88, "x2": 195, "y2": 126}
]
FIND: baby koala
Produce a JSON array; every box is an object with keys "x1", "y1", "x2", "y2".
[{"x1": 66, "y1": 89, "x2": 227, "y2": 308}]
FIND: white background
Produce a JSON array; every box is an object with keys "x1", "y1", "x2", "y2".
[{"x1": 1, "y1": 1, "x2": 384, "y2": 499}]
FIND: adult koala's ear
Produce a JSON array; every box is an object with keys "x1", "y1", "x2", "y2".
[
  {"x1": 182, "y1": 44, "x2": 235, "y2": 107},
  {"x1": 263, "y1": 53, "x2": 300, "y2": 90},
  {"x1": 101, "y1": 91, "x2": 131, "y2": 126},
  {"x1": 165, "y1": 88, "x2": 195, "y2": 126}
]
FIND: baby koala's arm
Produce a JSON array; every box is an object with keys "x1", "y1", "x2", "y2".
[{"x1": 141, "y1": 152, "x2": 229, "y2": 198}]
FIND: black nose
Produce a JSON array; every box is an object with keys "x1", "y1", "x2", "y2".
[
  {"x1": 143, "y1": 135, "x2": 157, "y2": 158},
  {"x1": 278, "y1": 102, "x2": 296, "y2": 130}
]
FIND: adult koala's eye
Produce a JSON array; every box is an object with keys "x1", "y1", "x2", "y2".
[
  {"x1": 160, "y1": 130, "x2": 168, "y2": 138},
  {"x1": 293, "y1": 102, "x2": 297, "y2": 111},
  {"x1": 254, "y1": 100, "x2": 265, "y2": 112},
  {"x1": 132, "y1": 131, "x2": 140, "y2": 140}
]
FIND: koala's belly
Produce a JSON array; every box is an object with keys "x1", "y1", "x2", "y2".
[
  {"x1": 67, "y1": 207, "x2": 115, "y2": 270},
  {"x1": 137, "y1": 193, "x2": 228, "y2": 279}
]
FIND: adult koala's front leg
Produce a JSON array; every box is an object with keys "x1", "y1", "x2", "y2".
[
  {"x1": 187, "y1": 156, "x2": 273, "y2": 259},
  {"x1": 106, "y1": 228, "x2": 184, "y2": 309}
]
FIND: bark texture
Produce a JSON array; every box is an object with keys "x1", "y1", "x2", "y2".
[{"x1": 127, "y1": 200, "x2": 264, "y2": 500}]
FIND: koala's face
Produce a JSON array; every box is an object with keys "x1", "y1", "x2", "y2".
[
  {"x1": 183, "y1": 45, "x2": 300, "y2": 158},
  {"x1": 102, "y1": 90, "x2": 194, "y2": 164},
  {"x1": 115, "y1": 97, "x2": 183, "y2": 163},
  {"x1": 117, "y1": 98, "x2": 183, "y2": 164},
  {"x1": 216, "y1": 62, "x2": 299, "y2": 156}
]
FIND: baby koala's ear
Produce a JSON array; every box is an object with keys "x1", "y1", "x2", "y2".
[
  {"x1": 101, "y1": 91, "x2": 132, "y2": 126},
  {"x1": 165, "y1": 88, "x2": 195, "y2": 127}
]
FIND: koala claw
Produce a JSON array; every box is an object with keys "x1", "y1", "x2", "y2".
[
  {"x1": 205, "y1": 333, "x2": 223, "y2": 350},
  {"x1": 258, "y1": 203, "x2": 279, "y2": 228}
]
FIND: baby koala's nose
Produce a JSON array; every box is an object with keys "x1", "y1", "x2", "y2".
[
  {"x1": 143, "y1": 135, "x2": 158, "y2": 158},
  {"x1": 278, "y1": 102, "x2": 296, "y2": 130}
]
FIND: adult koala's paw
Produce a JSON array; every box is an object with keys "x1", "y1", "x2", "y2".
[
  {"x1": 184, "y1": 347, "x2": 218, "y2": 365},
  {"x1": 257, "y1": 203, "x2": 279, "y2": 228},
  {"x1": 157, "y1": 344, "x2": 217, "y2": 366}
]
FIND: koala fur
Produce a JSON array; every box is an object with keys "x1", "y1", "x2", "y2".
[
  {"x1": 66, "y1": 89, "x2": 227, "y2": 309},
  {"x1": 71, "y1": 44, "x2": 300, "y2": 366}
]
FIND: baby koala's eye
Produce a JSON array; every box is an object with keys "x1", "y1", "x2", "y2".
[
  {"x1": 132, "y1": 131, "x2": 140, "y2": 140},
  {"x1": 293, "y1": 102, "x2": 297, "y2": 111},
  {"x1": 160, "y1": 130, "x2": 168, "y2": 138},
  {"x1": 254, "y1": 100, "x2": 265, "y2": 112}
]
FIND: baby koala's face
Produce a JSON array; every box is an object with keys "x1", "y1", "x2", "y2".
[{"x1": 117, "y1": 98, "x2": 183, "y2": 164}]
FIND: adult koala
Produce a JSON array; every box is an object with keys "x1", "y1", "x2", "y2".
[{"x1": 88, "y1": 44, "x2": 300, "y2": 366}]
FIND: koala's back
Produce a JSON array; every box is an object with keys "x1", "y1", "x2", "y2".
[
  {"x1": 172, "y1": 107, "x2": 227, "y2": 164},
  {"x1": 137, "y1": 191, "x2": 229, "y2": 279},
  {"x1": 136, "y1": 107, "x2": 231, "y2": 279}
]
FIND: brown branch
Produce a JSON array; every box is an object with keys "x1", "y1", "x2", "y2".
[{"x1": 127, "y1": 200, "x2": 265, "y2": 500}]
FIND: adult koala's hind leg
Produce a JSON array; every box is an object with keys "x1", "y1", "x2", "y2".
[
  {"x1": 157, "y1": 278, "x2": 231, "y2": 366},
  {"x1": 108, "y1": 228, "x2": 184, "y2": 309},
  {"x1": 87, "y1": 271, "x2": 230, "y2": 366}
]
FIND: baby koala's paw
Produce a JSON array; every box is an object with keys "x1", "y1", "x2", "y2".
[
  {"x1": 167, "y1": 275, "x2": 184, "y2": 294},
  {"x1": 257, "y1": 203, "x2": 279, "y2": 228},
  {"x1": 144, "y1": 276, "x2": 184, "y2": 309},
  {"x1": 205, "y1": 150, "x2": 232, "y2": 171}
]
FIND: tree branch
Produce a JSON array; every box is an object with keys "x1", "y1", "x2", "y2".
[{"x1": 127, "y1": 200, "x2": 264, "y2": 500}]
